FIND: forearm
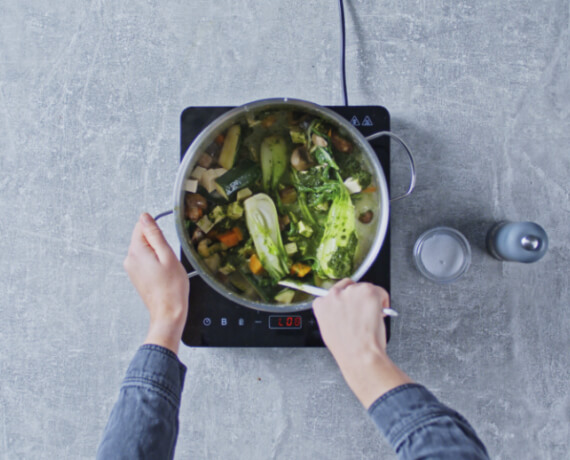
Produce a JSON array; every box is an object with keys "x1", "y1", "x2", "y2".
[
  {"x1": 335, "y1": 348, "x2": 413, "y2": 408},
  {"x1": 337, "y1": 350, "x2": 489, "y2": 459},
  {"x1": 144, "y1": 312, "x2": 186, "y2": 355},
  {"x1": 97, "y1": 345, "x2": 187, "y2": 460},
  {"x1": 369, "y1": 384, "x2": 490, "y2": 460}
]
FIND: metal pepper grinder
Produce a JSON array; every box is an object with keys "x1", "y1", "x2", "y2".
[{"x1": 486, "y1": 221, "x2": 548, "y2": 263}]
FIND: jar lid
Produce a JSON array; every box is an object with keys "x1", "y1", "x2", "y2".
[{"x1": 413, "y1": 227, "x2": 471, "y2": 283}]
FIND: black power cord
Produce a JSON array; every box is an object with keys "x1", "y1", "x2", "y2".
[{"x1": 338, "y1": 0, "x2": 349, "y2": 106}]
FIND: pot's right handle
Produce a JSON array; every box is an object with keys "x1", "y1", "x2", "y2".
[
  {"x1": 365, "y1": 131, "x2": 416, "y2": 202},
  {"x1": 154, "y1": 210, "x2": 199, "y2": 280}
]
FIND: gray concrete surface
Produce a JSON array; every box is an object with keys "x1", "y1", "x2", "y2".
[{"x1": 1, "y1": 1, "x2": 569, "y2": 459}]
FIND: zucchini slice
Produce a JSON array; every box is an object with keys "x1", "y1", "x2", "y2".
[
  {"x1": 214, "y1": 161, "x2": 261, "y2": 200},
  {"x1": 218, "y1": 125, "x2": 242, "y2": 169},
  {"x1": 274, "y1": 288, "x2": 295, "y2": 304}
]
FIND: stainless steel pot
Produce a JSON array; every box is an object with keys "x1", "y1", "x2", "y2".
[{"x1": 160, "y1": 98, "x2": 415, "y2": 313}]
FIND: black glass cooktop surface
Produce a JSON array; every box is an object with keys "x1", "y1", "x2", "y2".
[{"x1": 180, "y1": 105, "x2": 391, "y2": 347}]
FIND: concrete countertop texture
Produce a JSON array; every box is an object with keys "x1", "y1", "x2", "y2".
[{"x1": 1, "y1": 1, "x2": 568, "y2": 459}]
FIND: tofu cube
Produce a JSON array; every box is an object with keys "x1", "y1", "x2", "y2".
[
  {"x1": 184, "y1": 179, "x2": 198, "y2": 193},
  {"x1": 343, "y1": 177, "x2": 362, "y2": 194},
  {"x1": 200, "y1": 168, "x2": 227, "y2": 193},
  {"x1": 190, "y1": 166, "x2": 207, "y2": 180}
]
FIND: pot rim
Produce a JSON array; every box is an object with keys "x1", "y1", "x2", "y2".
[{"x1": 173, "y1": 97, "x2": 389, "y2": 313}]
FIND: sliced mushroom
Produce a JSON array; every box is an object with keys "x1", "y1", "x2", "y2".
[
  {"x1": 197, "y1": 238, "x2": 212, "y2": 258},
  {"x1": 187, "y1": 207, "x2": 203, "y2": 222},
  {"x1": 186, "y1": 193, "x2": 208, "y2": 209},
  {"x1": 311, "y1": 134, "x2": 328, "y2": 147},
  {"x1": 331, "y1": 132, "x2": 353, "y2": 153},
  {"x1": 185, "y1": 193, "x2": 208, "y2": 222},
  {"x1": 197, "y1": 153, "x2": 214, "y2": 169},
  {"x1": 291, "y1": 146, "x2": 311, "y2": 171},
  {"x1": 279, "y1": 214, "x2": 291, "y2": 231},
  {"x1": 191, "y1": 228, "x2": 205, "y2": 244},
  {"x1": 205, "y1": 141, "x2": 221, "y2": 158},
  {"x1": 196, "y1": 239, "x2": 225, "y2": 258},
  {"x1": 279, "y1": 187, "x2": 297, "y2": 205}
]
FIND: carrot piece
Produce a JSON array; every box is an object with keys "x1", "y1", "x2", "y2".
[
  {"x1": 290, "y1": 262, "x2": 312, "y2": 278},
  {"x1": 362, "y1": 186, "x2": 377, "y2": 193},
  {"x1": 215, "y1": 134, "x2": 225, "y2": 145},
  {"x1": 249, "y1": 254, "x2": 264, "y2": 274},
  {"x1": 216, "y1": 227, "x2": 243, "y2": 248},
  {"x1": 262, "y1": 115, "x2": 276, "y2": 128}
]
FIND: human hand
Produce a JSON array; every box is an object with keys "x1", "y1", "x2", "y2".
[
  {"x1": 123, "y1": 213, "x2": 189, "y2": 354},
  {"x1": 313, "y1": 279, "x2": 412, "y2": 408}
]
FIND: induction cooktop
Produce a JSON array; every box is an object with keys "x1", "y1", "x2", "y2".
[{"x1": 180, "y1": 105, "x2": 391, "y2": 347}]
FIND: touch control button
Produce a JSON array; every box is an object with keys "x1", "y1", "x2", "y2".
[{"x1": 202, "y1": 317, "x2": 212, "y2": 327}]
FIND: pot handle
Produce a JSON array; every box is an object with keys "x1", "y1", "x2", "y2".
[
  {"x1": 153, "y1": 210, "x2": 200, "y2": 279},
  {"x1": 154, "y1": 210, "x2": 173, "y2": 221},
  {"x1": 365, "y1": 131, "x2": 416, "y2": 202}
]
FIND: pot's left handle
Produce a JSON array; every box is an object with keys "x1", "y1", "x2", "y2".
[
  {"x1": 154, "y1": 210, "x2": 173, "y2": 221},
  {"x1": 154, "y1": 210, "x2": 200, "y2": 279},
  {"x1": 365, "y1": 131, "x2": 416, "y2": 202}
]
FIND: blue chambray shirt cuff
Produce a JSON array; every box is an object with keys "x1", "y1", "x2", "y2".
[
  {"x1": 122, "y1": 344, "x2": 187, "y2": 409},
  {"x1": 367, "y1": 383, "x2": 444, "y2": 450}
]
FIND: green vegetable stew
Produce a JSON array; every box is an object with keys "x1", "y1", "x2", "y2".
[{"x1": 183, "y1": 109, "x2": 378, "y2": 304}]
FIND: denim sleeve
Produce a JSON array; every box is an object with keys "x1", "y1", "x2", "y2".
[
  {"x1": 96, "y1": 344, "x2": 187, "y2": 460},
  {"x1": 368, "y1": 384, "x2": 490, "y2": 460}
]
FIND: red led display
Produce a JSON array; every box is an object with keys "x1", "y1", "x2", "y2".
[{"x1": 268, "y1": 315, "x2": 302, "y2": 329}]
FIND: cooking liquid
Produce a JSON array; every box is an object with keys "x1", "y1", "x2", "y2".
[{"x1": 419, "y1": 233, "x2": 465, "y2": 278}]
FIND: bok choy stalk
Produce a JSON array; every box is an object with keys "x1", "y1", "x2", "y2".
[
  {"x1": 316, "y1": 183, "x2": 358, "y2": 279},
  {"x1": 244, "y1": 193, "x2": 289, "y2": 280},
  {"x1": 260, "y1": 135, "x2": 288, "y2": 191}
]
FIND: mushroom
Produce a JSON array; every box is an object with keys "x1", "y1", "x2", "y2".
[
  {"x1": 331, "y1": 132, "x2": 353, "y2": 153},
  {"x1": 191, "y1": 228, "x2": 205, "y2": 244},
  {"x1": 279, "y1": 214, "x2": 291, "y2": 231},
  {"x1": 279, "y1": 187, "x2": 297, "y2": 205},
  {"x1": 187, "y1": 207, "x2": 203, "y2": 222},
  {"x1": 358, "y1": 210, "x2": 374, "y2": 224},
  {"x1": 185, "y1": 193, "x2": 208, "y2": 222},
  {"x1": 197, "y1": 238, "x2": 212, "y2": 258},
  {"x1": 197, "y1": 153, "x2": 214, "y2": 169},
  {"x1": 204, "y1": 141, "x2": 221, "y2": 158},
  {"x1": 311, "y1": 134, "x2": 328, "y2": 147},
  {"x1": 291, "y1": 146, "x2": 311, "y2": 171}
]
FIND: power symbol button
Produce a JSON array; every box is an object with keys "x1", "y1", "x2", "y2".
[{"x1": 203, "y1": 317, "x2": 212, "y2": 327}]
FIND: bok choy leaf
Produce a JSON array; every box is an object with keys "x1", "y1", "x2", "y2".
[
  {"x1": 260, "y1": 135, "x2": 288, "y2": 191},
  {"x1": 316, "y1": 183, "x2": 358, "y2": 279},
  {"x1": 244, "y1": 193, "x2": 289, "y2": 280}
]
